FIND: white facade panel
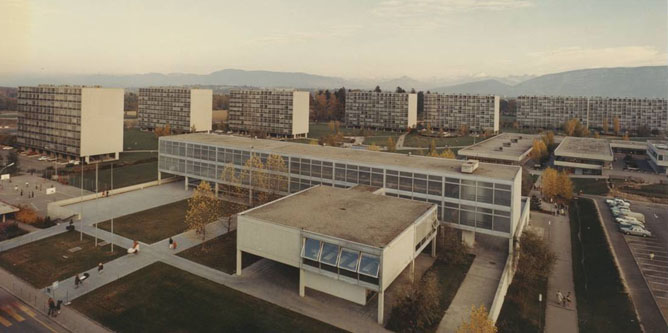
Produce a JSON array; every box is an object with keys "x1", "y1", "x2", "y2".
[
  {"x1": 189, "y1": 89, "x2": 213, "y2": 132},
  {"x1": 80, "y1": 88, "x2": 124, "y2": 157},
  {"x1": 303, "y1": 270, "x2": 367, "y2": 305},
  {"x1": 237, "y1": 216, "x2": 301, "y2": 267},
  {"x1": 292, "y1": 91, "x2": 310, "y2": 136}
]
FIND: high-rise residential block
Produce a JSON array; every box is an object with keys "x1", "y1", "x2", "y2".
[
  {"x1": 138, "y1": 87, "x2": 213, "y2": 132},
  {"x1": 344, "y1": 91, "x2": 417, "y2": 130},
  {"x1": 227, "y1": 89, "x2": 309, "y2": 138},
  {"x1": 423, "y1": 93, "x2": 500, "y2": 132},
  {"x1": 517, "y1": 96, "x2": 668, "y2": 132},
  {"x1": 17, "y1": 85, "x2": 123, "y2": 162}
]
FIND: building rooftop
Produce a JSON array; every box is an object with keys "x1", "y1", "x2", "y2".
[
  {"x1": 554, "y1": 137, "x2": 613, "y2": 161},
  {"x1": 242, "y1": 186, "x2": 435, "y2": 248},
  {"x1": 458, "y1": 133, "x2": 538, "y2": 162},
  {"x1": 162, "y1": 134, "x2": 521, "y2": 181},
  {"x1": 609, "y1": 140, "x2": 647, "y2": 149},
  {"x1": 0, "y1": 201, "x2": 20, "y2": 215},
  {"x1": 648, "y1": 140, "x2": 668, "y2": 152}
]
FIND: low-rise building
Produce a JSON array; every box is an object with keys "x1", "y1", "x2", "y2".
[
  {"x1": 423, "y1": 93, "x2": 500, "y2": 132},
  {"x1": 227, "y1": 89, "x2": 309, "y2": 138},
  {"x1": 609, "y1": 139, "x2": 647, "y2": 155},
  {"x1": 236, "y1": 185, "x2": 438, "y2": 324},
  {"x1": 647, "y1": 141, "x2": 668, "y2": 175},
  {"x1": 457, "y1": 133, "x2": 538, "y2": 165},
  {"x1": 17, "y1": 85, "x2": 124, "y2": 162},
  {"x1": 345, "y1": 91, "x2": 417, "y2": 130},
  {"x1": 554, "y1": 137, "x2": 613, "y2": 175},
  {"x1": 138, "y1": 87, "x2": 212, "y2": 133}
]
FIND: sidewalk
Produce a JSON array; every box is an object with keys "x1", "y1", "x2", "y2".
[
  {"x1": 437, "y1": 247, "x2": 507, "y2": 332},
  {"x1": 532, "y1": 210, "x2": 579, "y2": 333}
]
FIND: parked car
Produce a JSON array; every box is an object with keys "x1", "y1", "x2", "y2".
[
  {"x1": 38, "y1": 156, "x2": 49, "y2": 161},
  {"x1": 623, "y1": 211, "x2": 645, "y2": 223},
  {"x1": 616, "y1": 217, "x2": 645, "y2": 228},
  {"x1": 619, "y1": 225, "x2": 652, "y2": 237},
  {"x1": 68, "y1": 160, "x2": 80, "y2": 165},
  {"x1": 2, "y1": 146, "x2": 13, "y2": 150}
]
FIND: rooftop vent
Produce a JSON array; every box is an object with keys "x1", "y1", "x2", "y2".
[
  {"x1": 503, "y1": 142, "x2": 511, "y2": 147},
  {"x1": 497, "y1": 147, "x2": 503, "y2": 151},
  {"x1": 511, "y1": 138, "x2": 518, "y2": 143},
  {"x1": 461, "y1": 160, "x2": 479, "y2": 174},
  {"x1": 518, "y1": 136, "x2": 523, "y2": 139}
]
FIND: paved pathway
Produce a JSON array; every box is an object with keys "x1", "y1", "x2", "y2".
[
  {"x1": 437, "y1": 247, "x2": 507, "y2": 332},
  {"x1": 532, "y1": 210, "x2": 579, "y2": 333}
]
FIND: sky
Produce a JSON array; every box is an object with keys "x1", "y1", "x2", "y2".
[{"x1": 1, "y1": 0, "x2": 666, "y2": 80}]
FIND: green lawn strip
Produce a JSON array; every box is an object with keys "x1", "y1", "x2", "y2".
[
  {"x1": 363, "y1": 135, "x2": 400, "y2": 146},
  {"x1": 177, "y1": 230, "x2": 261, "y2": 274},
  {"x1": 123, "y1": 128, "x2": 158, "y2": 151},
  {"x1": 403, "y1": 134, "x2": 477, "y2": 148},
  {"x1": 97, "y1": 199, "x2": 188, "y2": 244},
  {"x1": 67, "y1": 161, "x2": 158, "y2": 192},
  {"x1": 0, "y1": 223, "x2": 28, "y2": 241},
  {"x1": 0, "y1": 231, "x2": 124, "y2": 288},
  {"x1": 619, "y1": 183, "x2": 668, "y2": 199},
  {"x1": 572, "y1": 178, "x2": 609, "y2": 196},
  {"x1": 72, "y1": 262, "x2": 345, "y2": 333},
  {"x1": 569, "y1": 198, "x2": 641, "y2": 332}
]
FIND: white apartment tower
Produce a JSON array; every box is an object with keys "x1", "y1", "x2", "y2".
[
  {"x1": 423, "y1": 93, "x2": 500, "y2": 132},
  {"x1": 344, "y1": 91, "x2": 417, "y2": 130},
  {"x1": 17, "y1": 85, "x2": 124, "y2": 162},
  {"x1": 227, "y1": 89, "x2": 309, "y2": 138},
  {"x1": 138, "y1": 87, "x2": 213, "y2": 133}
]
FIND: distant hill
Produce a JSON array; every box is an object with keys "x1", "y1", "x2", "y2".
[
  {"x1": 434, "y1": 66, "x2": 668, "y2": 98},
  {"x1": 1, "y1": 66, "x2": 666, "y2": 98}
]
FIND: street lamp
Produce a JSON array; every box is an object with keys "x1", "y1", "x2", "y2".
[{"x1": 0, "y1": 162, "x2": 15, "y2": 175}]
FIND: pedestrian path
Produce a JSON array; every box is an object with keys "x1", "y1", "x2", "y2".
[
  {"x1": 0, "y1": 223, "x2": 68, "y2": 252},
  {"x1": 437, "y1": 248, "x2": 507, "y2": 332},
  {"x1": 532, "y1": 210, "x2": 579, "y2": 333}
]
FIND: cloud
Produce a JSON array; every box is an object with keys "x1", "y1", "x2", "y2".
[
  {"x1": 372, "y1": 0, "x2": 533, "y2": 18},
  {"x1": 528, "y1": 46, "x2": 667, "y2": 73}
]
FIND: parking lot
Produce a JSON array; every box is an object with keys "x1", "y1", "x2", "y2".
[{"x1": 596, "y1": 197, "x2": 668, "y2": 328}]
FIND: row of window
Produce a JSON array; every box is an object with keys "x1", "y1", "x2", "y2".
[{"x1": 301, "y1": 238, "x2": 380, "y2": 285}]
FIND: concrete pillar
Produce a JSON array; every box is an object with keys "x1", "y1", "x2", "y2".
[
  {"x1": 462, "y1": 230, "x2": 475, "y2": 248},
  {"x1": 236, "y1": 250, "x2": 242, "y2": 276},
  {"x1": 431, "y1": 235, "x2": 437, "y2": 258},
  {"x1": 299, "y1": 269, "x2": 305, "y2": 297},
  {"x1": 2, "y1": 214, "x2": 5, "y2": 222},
  {"x1": 157, "y1": 171, "x2": 162, "y2": 185},
  {"x1": 115, "y1": 152, "x2": 119, "y2": 160},
  {"x1": 185, "y1": 176, "x2": 189, "y2": 191},
  {"x1": 410, "y1": 259, "x2": 415, "y2": 283},
  {"x1": 377, "y1": 290, "x2": 384, "y2": 325},
  {"x1": 214, "y1": 182, "x2": 219, "y2": 197},
  {"x1": 85, "y1": 156, "x2": 90, "y2": 164}
]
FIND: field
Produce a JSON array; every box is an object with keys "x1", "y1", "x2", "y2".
[
  {"x1": 72, "y1": 262, "x2": 344, "y2": 333},
  {"x1": 67, "y1": 161, "x2": 158, "y2": 192},
  {"x1": 569, "y1": 198, "x2": 641, "y2": 332},
  {"x1": 572, "y1": 178, "x2": 609, "y2": 196},
  {"x1": 617, "y1": 183, "x2": 668, "y2": 199},
  {"x1": 307, "y1": 122, "x2": 402, "y2": 140},
  {"x1": 97, "y1": 200, "x2": 189, "y2": 244},
  {"x1": 0, "y1": 231, "x2": 123, "y2": 288},
  {"x1": 177, "y1": 230, "x2": 261, "y2": 274},
  {"x1": 123, "y1": 128, "x2": 158, "y2": 151}
]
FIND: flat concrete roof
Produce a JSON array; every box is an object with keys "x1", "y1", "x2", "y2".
[
  {"x1": 648, "y1": 140, "x2": 668, "y2": 152},
  {"x1": 162, "y1": 134, "x2": 520, "y2": 181},
  {"x1": 609, "y1": 140, "x2": 647, "y2": 149},
  {"x1": 0, "y1": 201, "x2": 19, "y2": 215},
  {"x1": 458, "y1": 133, "x2": 538, "y2": 162},
  {"x1": 554, "y1": 137, "x2": 613, "y2": 161},
  {"x1": 242, "y1": 186, "x2": 435, "y2": 248}
]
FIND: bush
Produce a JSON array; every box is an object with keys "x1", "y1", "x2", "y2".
[
  {"x1": 387, "y1": 272, "x2": 441, "y2": 332},
  {"x1": 15, "y1": 205, "x2": 39, "y2": 224},
  {"x1": 0, "y1": 222, "x2": 27, "y2": 241}
]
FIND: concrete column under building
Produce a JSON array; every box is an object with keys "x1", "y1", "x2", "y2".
[
  {"x1": 431, "y1": 235, "x2": 437, "y2": 257},
  {"x1": 299, "y1": 269, "x2": 305, "y2": 297},
  {"x1": 462, "y1": 230, "x2": 475, "y2": 248},
  {"x1": 115, "y1": 152, "x2": 119, "y2": 160},
  {"x1": 184, "y1": 176, "x2": 189, "y2": 191},
  {"x1": 214, "y1": 183, "x2": 219, "y2": 197},
  {"x1": 157, "y1": 171, "x2": 162, "y2": 185},
  {"x1": 410, "y1": 259, "x2": 415, "y2": 283},
  {"x1": 236, "y1": 249, "x2": 242, "y2": 276},
  {"x1": 377, "y1": 290, "x2": 384, "y2": 324}
]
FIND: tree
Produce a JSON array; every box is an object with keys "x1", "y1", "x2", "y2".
[
  {"x1": 154, "y1": 124, "x2": 172, "y2": 137},
  {"x1": 387, "y1": 272, "x2": 441, "y2": 331},
  {"x1": 458, "y1": 124, "x2": 469, "y2": 136},
  {"x1": 530, "y1": 139, "x2": 548, "y2": 161},
  {"x1": 593, "y1": 131, "x2": 600, "y2": 138},
  {"x1": 395, "y1": 86, "x2": 406, "y2": 93},
  {"x1": 541, "y1": 131, "x2": 555, "y2": 150},
  {"x1": 15, "y1": 205, "x2": 39, "y2": 224},
  {"x1": 457, "y1": 305, "x2": 497, "y2": 333},
  {"x1": 6, "y1": 151, "x2": 18, "y2": 175},
  {"x1": 601, "y1": 116, "x2": 609, "y2": 134},
  {"x1": 185, "y1": 181, "x2": 221, "y2": 240},
  {"x1": 328, "y1": 120, "x2": 340, "y2": 134},
  {"x1": 374, "y1": 85, "x2": 382, "y2": 93},
  {"x1": 440, "y1": 149, "x2": 456, "y2": 159},
  {"x1": 241, "y1": 153, "x2": 270, "y2": 206},
  {"x1": 265, "y1": 154, "x2": 288, "y2": 200},
  {"x1": 190, "y1": 124, "x2": 197, "y2": 133},
  {"x1": 613, "y1": 116, "x2": 620, "y2": 135},
  {"x1": 574, "y1": 121, "x2": 589, "y2": 137},
  {"x1": 563, "y1": 119, "x2": 578, "y2": 136},
  {"x1": 368, "y1": 144, "x2": 380, "y2": 151},
  {"x1": 429, "y1": 139, "x2": 437, "y2": 156},
  {"x1": 623, "y1": 132, "x2": 630, "y2": 141},
  {"x1": 530, "y1": 195, "x2": 542, "y2": 211},
  {"x1": 387, "y1": 137, "x2": 397, "y2": 152},
  {"x1": 541, "y1": 167, "x2": 559, "y2": 200},
  {"x1": 557, "y1": 170, "x2": 573, "y2": 201},
  {"x1": 212, "y1": 94, "x2": 230, "y2": 110}
]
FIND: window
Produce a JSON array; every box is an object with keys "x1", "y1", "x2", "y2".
[
  {"x1": 359, "y1": 254, "x2": 380, "y2": 284},
  {"x1": 338, "y1": 248, "x2": 360, "y2": 275},
  {"x1": 302, "y1": 238, "x2": 322, "y2": 261}
]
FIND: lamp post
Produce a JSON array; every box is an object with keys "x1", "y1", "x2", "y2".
[
  {"x1": 538, "y1": 293, "x2": 543, "y2": 332},
  {"x1": 0, "y1": 162, "x2": 15, "y2": 175}
]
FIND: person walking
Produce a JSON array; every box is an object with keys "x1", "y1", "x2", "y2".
[
  {"x1": 168, "y1": 237, "x2": 174, "y2": 249},
  {"x1": 74, "y1": 274, "x2": 81, "y2": 288},
  {"x1": 98, "y1": 262, "x2": 104, "y2": 274},
  {"x1": 47, "y1": 297, "x2": 56, "y2": 317},
  {"x1": 565, "y1": 292, "x2": 572, "y2": 308},
  {"x1": 556, "y1": 290, "x2": 564, "y2": 306}
]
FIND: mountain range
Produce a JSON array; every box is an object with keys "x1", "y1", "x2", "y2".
[{"x1": 1, "y1": 66, "x2": 666, "y2": 98}]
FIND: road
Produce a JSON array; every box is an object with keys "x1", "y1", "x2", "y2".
[
  {"x1": 0, "y1": 287, "x2": 67, "y2": 332},
  {"x1": 587, "y1": 195, "x2": 668, "y2": 332}
]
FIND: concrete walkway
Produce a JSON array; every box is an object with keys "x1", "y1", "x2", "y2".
[
  {"x1": 437, "y1": 248, "x2": 507, "y2": 332},
  {"x1": 532, "y1": 210, "x2": 579, "y2": 333}
]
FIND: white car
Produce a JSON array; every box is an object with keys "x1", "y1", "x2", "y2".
[
  {"x1": 620, "y1": 225, "x2": 652, "y2": 237},
  {"x1": 38, "y1": 156, "x2": 49, "y2": 161},
  {"x1": 68, "y1": 160, "x2": 80, "y2": 165},
  {"x1": 2, "y1": 146, "x2": 12, "y2": 150},
  {"x1": 616, "y1": 217, "x2": 644, "y2": 228}
]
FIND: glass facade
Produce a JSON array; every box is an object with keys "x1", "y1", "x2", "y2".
[{"x1": 159, "y1": 138, "x2": 516, "y2": 235}]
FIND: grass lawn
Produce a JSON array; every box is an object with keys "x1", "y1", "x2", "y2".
[
  {"x1": 363, "y1": 135, "x2": 400, "y2": 146},
  {"x1": 0, "y1": 223, "x2": 28, "y2": 241},
  {"x1": 178, "y1": 230, "x2": 261, "y2": 274},
  {"x1": 0, "y1": 231, "x2": 123, "y2": 288},
  {"x1": 402, "y1": 133, "x2": 477, "y2": 148},
  {"x1": 572, "y1": 178, "x2": 609, "y2": 196},
  {"x1": 124, "y1": 128, "x2": 158, "y2": 151},
  {"x1": 97, "y1": 200, "x2": 188, "y2": 244},
  {"x1": 67, "y1": 161, "x2": 158, "y2": 192},
  {"x1": 618, "y1": 183, "x2": 668, "y2": 199},
  {"x1": 309, "y1": 122, "x2": 402, "y2": 139},
  {"x1": 72, "y1": 262, "x2": 344, "y2": 333},
  {"x1": 569, "y1": 198, "x2": 641, "y2": 332}
]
